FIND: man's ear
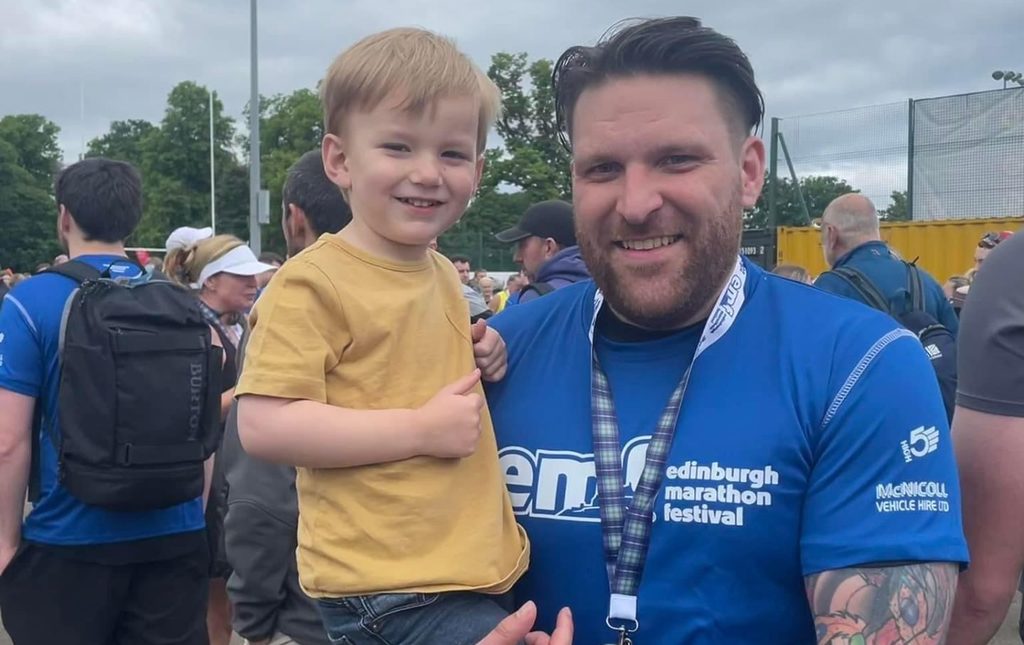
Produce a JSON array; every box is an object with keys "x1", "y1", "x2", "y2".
[
  {"x1": 738, "y1": 136, "x2": 767, "y2": 210},
  {"x1": 544, "y1": 238, "x2": 560, "y2": 258}
]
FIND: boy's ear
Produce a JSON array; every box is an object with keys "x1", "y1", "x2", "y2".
[{"x1": 322, "y1": 134, "x2": 352, "y2": 192}]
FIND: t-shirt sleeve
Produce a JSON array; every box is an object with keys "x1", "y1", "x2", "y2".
[
  {"x1": 235, "y1": 260, "x2": 348, "y2": 403},
  {"x1": 956, "y1": 234, "x2": 1024, "y2": 417},
  {"x1": 800, "y1": 328, "x2": 968, "y2": 575},
  {"x1": 0, "y1": 291, "x2": 44, "y2": 398}
]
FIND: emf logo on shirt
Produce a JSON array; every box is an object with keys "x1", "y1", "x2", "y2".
[{"x1": 901, "y1": 426, "x2": 939, "y2": 463}]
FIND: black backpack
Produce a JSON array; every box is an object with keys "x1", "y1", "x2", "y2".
[
  {"x1": 30, "y1": 260, "x2": 223, "y2": 511},
  {"x1": 828, "y1": 263, "x2": 957, "y2": 421}
]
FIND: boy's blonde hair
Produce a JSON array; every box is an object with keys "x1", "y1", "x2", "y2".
[{"x1": 321, "y1": 28, "x2": 501, "y2": 154}]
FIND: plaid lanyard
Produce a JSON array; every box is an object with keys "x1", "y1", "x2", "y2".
[{"x1": 589, "y1": 257, "x2": 748, "y2": 644}]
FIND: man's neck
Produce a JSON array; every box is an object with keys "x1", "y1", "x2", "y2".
[
  {"x1": 607, "y1": 271, "x2": 726, "y2": 333},
  {"x1": 832, "y1": 237, "x2": 882, "y2": 266},
  {"x1": 67, "y1": 239, "x2": 127, "y2": 259}
]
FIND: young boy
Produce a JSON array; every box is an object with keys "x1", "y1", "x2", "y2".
[{"x1": 235, "y1": 28, "x2": 529, "y2": 644}]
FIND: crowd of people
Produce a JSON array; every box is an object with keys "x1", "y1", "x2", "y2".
[{"x1": 1, "y1": 14, "x2": 1024, "y2": 645}]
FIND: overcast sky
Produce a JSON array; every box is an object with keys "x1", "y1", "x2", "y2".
[{"x1": 1, "y1": 0, "x2": 1020, "y2": 179}]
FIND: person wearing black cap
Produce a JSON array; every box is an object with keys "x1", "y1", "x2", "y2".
[{"x1": 495, "y1": 199, "x2": 590, "y2": 303}]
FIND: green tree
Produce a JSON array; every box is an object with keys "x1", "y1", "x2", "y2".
[
  {"x1": 486, "y1": 54, "x2": 570, "y2": 200},
  {"x1": 881, "y1": 190, "x2": 910, "y2": 221},
  {"x1": 254, "y1": 89, "x2": 325, "y2": 254},
  {"x1": 86, "y1": 82, "x2": 250, "y2": 249},
  {"x1": 0, "y1": 114, "x2": 62, "y2": 185},
  {"x1": 747, "y1": 175, "x2": 857, "y2": 228},
  {"x1": 0, "y1": 138, "x2": 60, "y2": 271},
  {"x1": 442, "y1": 52, "x2": 571, "y2": 269},
  {"x1": 86, "y1": 119, "x2": 157, "y2": 165}
]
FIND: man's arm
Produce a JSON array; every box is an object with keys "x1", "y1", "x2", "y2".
[
  {"x1": 931, "y1": 283, "x2": 960, "y2": 337},
  {"x1": 0, "y1": 389, "x2": 33, "y2": 573},
  {"x1": 806, "y1": 562, "x2": 958, "y2": 644},
  {"x1": 948, "y1": 407, "x2": 1024, "y2": 644}
]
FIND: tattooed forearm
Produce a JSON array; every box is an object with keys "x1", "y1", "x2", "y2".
[{"x1": 805, "y1": 562, "x2": 958, "y2": 644}]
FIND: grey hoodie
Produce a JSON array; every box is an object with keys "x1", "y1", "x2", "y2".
[{"x1": 222, "y1": 340, "x2": 329, "y2": 645}]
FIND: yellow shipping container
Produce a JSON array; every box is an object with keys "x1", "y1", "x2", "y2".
[{"x1": 777, "y1": 218, "x2": 1022, "y2": 282}]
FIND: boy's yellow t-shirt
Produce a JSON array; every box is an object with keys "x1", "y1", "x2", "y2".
[{"x1": 235, "y1": 235, "x2": 528, "y2": 598}]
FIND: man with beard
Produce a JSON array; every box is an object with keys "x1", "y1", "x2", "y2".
[{"x1": 484, "y1": 17, "x2": 966, "y2": 645}]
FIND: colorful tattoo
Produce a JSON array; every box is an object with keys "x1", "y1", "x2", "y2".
[{"x1": 805, "y1": 563, "x2": 957, "y2": 644}]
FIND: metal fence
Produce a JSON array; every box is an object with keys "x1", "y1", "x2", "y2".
[
  {"x1": 768, "y1": 86, "x2": 1024, "y2": 224},
  {"x1": 438, "y1": 230, "x2": 518, "y2": 272}
]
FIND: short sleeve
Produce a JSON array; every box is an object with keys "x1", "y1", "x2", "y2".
[
  {"x1": 0, "y1": 291, "x2": 44, "y2": 397},
  {"x1": 956, "y1": 234, "x2": 1024, "y2": 417},
  {"x1": 235, "y1": 260, "x2": 349, "y2": 403},
  {"x1": 801, "y1": 330, "x2": 968, "y2": 575}
]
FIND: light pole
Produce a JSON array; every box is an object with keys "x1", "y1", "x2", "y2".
[
  {"x1": 209, "y1": 88, "x2": 216, "y2": 234},
  {"x1": 992, "y1": 70, "x2": 1024, "y2": 89},
  {"x1": 248, "y1": 0, "x2": 262, "y2": 254}
]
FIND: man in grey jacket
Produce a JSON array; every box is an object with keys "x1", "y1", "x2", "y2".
[{"x1": 222, "y1": 150, "x2": 351, "y2": 645}]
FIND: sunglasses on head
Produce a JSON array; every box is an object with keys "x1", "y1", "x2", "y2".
[{"x1": 978, "y1": 232, "x2": 1003, "y2": 249}]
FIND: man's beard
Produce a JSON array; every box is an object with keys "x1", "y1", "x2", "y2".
[{"x1": 579, "y1": 192, "x2": 743, "y2": 330}]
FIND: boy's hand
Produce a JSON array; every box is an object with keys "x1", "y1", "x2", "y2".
[
  {"x1": 418, "y1": 370, "x2": 484, "y2": 458},
  {"x1": 472, "y1": 320, "x2": 507, "y2": 382}
]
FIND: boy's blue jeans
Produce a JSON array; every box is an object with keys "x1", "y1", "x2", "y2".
[{"x1": 317, "y1": 590, "x2": 516, "y2": 645}]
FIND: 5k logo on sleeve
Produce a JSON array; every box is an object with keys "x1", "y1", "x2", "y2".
[{"x1": 901, "y1": 426, "x2": 939, "y2": 463}]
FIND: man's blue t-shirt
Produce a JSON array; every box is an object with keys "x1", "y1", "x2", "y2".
[
  {"x1": 0, "y1": 256, "x2": 204, "y2": 546},
  {"x1": 487, "y1": 259, "x2": 967, "y2": 644}
]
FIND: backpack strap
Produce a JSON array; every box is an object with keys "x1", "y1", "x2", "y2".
[
  {"x1": 28, "y1": 261, "x2": 106, "y2": 501},
  {"x1": 45, "y1": 258, "x2": 146, "y2": 283},
  {"x1": 520, "y1": 282, "x2": 556, "y2": 299},
  {"x1": 828, "y1": 267, "x2": 893, "y2": 314},
  {"x1": 43, "y1": 260, "x2": 102, "y2": 283},
  {"x1": 904, "y1": 263, "x2": 926, "y2": 312},
  {"x1": 27, "y1": 406, "x2": 43, "y2": 502}
]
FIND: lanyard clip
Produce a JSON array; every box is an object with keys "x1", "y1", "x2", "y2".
[{"x1": 607, "y1": 617, "x2": 638, "y2": 645}]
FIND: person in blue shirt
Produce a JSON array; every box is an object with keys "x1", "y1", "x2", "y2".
[
  {"x1": 484, "y1": 17, "x2": 967, "y2": 645},
  {"x1": 0, "y1": 158, "x2": 209, "y2": 645},
  {"x1": 814, "y1": 193, "x2": 959, "y2": 335}
]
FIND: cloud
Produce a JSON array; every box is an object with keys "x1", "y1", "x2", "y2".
[{"x1": 1, "y1": 0, "x2": 1021, "y2": 176}]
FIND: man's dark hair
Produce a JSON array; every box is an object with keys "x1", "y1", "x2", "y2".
[
  {"x1": 282, "y1": 150, "x2": 352, "y2": 236},
  {"x1": 449, "y1": 254, "x2": 471, "y2": 265},
  {"x1": 553, "y1": 17, "x2": 764, "y2": 149},
  {"x1": 259, "y1": 251, "x2": 285, "y2": 266},
  {"x1": 54, "y1": 158, "x2": 143, "y2": 242}
]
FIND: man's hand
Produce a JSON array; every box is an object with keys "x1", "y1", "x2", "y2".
[
  {"x1": 417, "y1": 370, "x2": 484, "y2": 459},
  {"x1": 472, "y1": 319, "x2": 508, "y2": 382},
  {"x1": 477, "y1": 602, "x2": 574, "y2": 645}
]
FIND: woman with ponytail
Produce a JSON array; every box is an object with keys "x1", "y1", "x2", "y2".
[{"x1": 172, "y1": 233, "x2": 274, "y2": 645}]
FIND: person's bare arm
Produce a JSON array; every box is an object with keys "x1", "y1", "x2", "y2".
[
  {"x1": 237, "y1": 370, "x2": 484, "y2": 469},
  {"x1": 805, "y1": 562, "x2": 957, "y2": 644},
  {"x1": 0, "y1": 389, "x2": 33, "y2": 574},
  {"x1": 948, "y1": 406, "x2": 1024, "y2": 644}
]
